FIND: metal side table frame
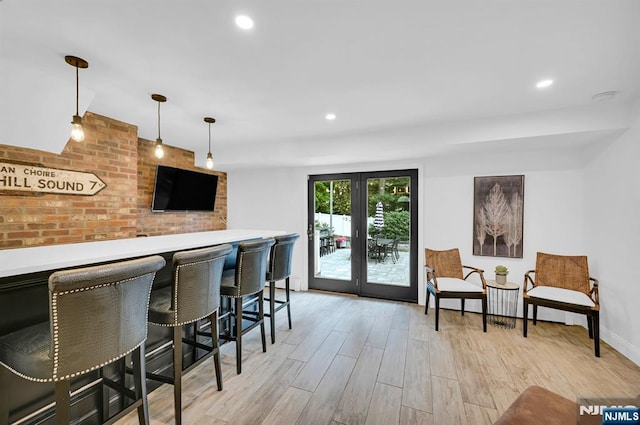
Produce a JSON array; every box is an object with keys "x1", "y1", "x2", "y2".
[{"x1": 486, "y1": 279, "x2": 519, "y2": 328}]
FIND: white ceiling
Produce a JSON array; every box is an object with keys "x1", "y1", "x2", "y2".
[{"x1": 1, "y1": 0, "x2": 639, "y2": 170}]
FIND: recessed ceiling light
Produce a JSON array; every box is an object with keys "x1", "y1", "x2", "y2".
[
  {"x1": 235, "y1": 15, "x2": 254, "y2": 30},
  {"x1": 325, "y1": 113, "x2": 336, "y2": 120},
  {"x1": 536, "y1": 79, "x2": 554, "y2": 89}
]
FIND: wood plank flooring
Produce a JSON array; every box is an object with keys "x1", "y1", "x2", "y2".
[{"x1": 116, "y1": 290, "x2": 640, "y2": 425}]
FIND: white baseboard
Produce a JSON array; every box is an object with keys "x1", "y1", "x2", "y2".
[{"x1": 601, "y1": 326, "x2": 640, "y2": 366}]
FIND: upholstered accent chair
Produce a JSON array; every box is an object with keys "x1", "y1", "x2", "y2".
[
  {"x1": 523, "y1": 252, "x2": 600, "y2": 357},
  {"x1": 0, "y1": 255, "x2": 165, "y2": 425},
  {"x1": 220, "y1": 238, "x2": 275, "y2": 374},
  {"x1": 424, "y1": 248, "x2": 487, "y2": 332},
  {"x1": 264, "y1": 233, "x2": 300, "y2": 344},
  {"x1": 146, "y1": 244, "x2": 232, "y2": 425},
  {"x1": 493, "y1": 385, "x2": 580, "y2": 425}
]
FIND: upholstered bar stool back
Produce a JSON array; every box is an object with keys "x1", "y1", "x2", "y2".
[
  {"x1": 220, "y1": 238, "x2": 275, "y2": 374},
  {"x1": 146, "y1": 244, "x2": 232, "y2": 425},
  {"x1": 0, "y1": 255, "x2": 166, "y2": 425},
  {"x1": 265, "y1": 233, "x2": 299, "y2": 343}
]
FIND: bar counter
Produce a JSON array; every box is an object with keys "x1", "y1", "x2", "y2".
[
  {"x1": 0, "y1": 229, "x2": 285, "y2": 425},
  {"x1": 0, "y1": 229, "x2": 284, "y2": 278}
]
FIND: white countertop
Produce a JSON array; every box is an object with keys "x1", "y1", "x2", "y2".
[{"x1": 0, "y1": 229, "x2": 286, "y2": 278}]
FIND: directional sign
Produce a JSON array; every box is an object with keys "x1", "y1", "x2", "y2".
[{"x1": 0, "y1": 162, "x2": 107, "y2": 196}]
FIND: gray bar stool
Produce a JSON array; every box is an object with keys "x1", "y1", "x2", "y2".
[
  {"x1": 0, "y1": 255, "x2": 165, "y2": 425},
  {"x1": 219, "y1": 238, "x2": 275, "y2": 374},
  {"x1": 264, "y1": 233, "x2": 299, "y2": 344},
  {"x1": 145, "y1": 244, "x2": 232, "y2": 425}
]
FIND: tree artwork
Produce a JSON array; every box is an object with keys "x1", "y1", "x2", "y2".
[
  {"x1": 476, "y1": 208, "x2": 487, "y2": 255},
  {"x1": 473, "y1": 176, "x2": 524, "y2": 258},
  {"x1": 505, "y1": 192, "x2": 523, "y2": 256}
]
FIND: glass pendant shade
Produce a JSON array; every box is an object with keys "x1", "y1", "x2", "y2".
[
  {"x1": 206, "y1": 152, "x2": 213, "y2": 169},
  {"x1": 155, "y1": 140, "x2": 164, "y2": 159},
  {"x1": 70, "y1": 115, "x2": 85, "y2": 142},
  {"x1": 151, "y1": 94, "x2": 167, "y2": 159}
]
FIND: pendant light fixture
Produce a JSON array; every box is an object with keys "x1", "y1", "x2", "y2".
[
  {"x1": 204, "y1": 117, "x2": 215, "y2": 169},
  {"x1": 65, "y1": 55, "x2": 89, "y2": 142},
  {"x1": 151, "y1": 94, "x2": 167, "y2": 159}
]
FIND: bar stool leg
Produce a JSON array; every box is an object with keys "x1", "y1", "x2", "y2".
[
  {"x1": 269, "y1": 280, "x2": 276, "y2": 344},
  {"x1": 98, "y1": 368, "x2": 109, "y2": 422},
  {"x1": 54, "y1": 380, "x2": 71, "y2": 425},
  {"x1": 211, "y1": 311, "x2": 223, "y2": 391},
  {"x1": 285, "y1": 277, "x2": 292, "y2": 330},
  {"x1": 235, "y1": 297, "x2": 243, "y2": 374},
  {"x1": 132, "y1": 345, "x2": 150, "y2": 425},
  {"x1": 173, "y1": 326, "x2": 183, "y2": 425},
  {"x1": 259, "y1": 291, "x2": 266, "y2": 353},
  {"x1": 0, "y1": 367, "x2": 10, "y2": 424}
]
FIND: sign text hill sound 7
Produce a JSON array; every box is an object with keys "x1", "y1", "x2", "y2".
[{"x1": 0, "y1": 162, "x2": 106, "y2": 196}]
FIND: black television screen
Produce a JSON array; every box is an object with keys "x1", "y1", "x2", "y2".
[{"x1": 151, "y1": 165, "x2": 218, "y2": 212}]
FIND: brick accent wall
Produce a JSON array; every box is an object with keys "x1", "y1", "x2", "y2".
[
  {"x1": 137, "y1": 138, "x2": 227, "y2": 236},
  {"x1": 0, "y1": 112, "x2": 227, "y2": 249}
]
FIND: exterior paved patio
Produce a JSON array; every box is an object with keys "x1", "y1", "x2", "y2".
[{"x1": 316, "y1": 246, "x2": 410, "y2": 287}]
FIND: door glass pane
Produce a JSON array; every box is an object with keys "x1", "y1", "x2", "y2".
[
  {"x1": 313, "y1": 179, "x2": 351, "y2": 281},
  {"x1": 366, "y1": 176, "x2": 411, "y2": 287}
]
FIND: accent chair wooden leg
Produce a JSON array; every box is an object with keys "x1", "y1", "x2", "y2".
[
  {"x1": 533, "y1": 305, "x2": 538, "y2": 326},
  {"x1": 211, "y1": 311, "x2": 223, "y2": 391},
  {"x1": 269, "y1": 280, "x2": 276, "y2": 344},
  {"x1": 55, "y1": 379, "x2": 71, "y2": 425},
  {"x1": 587, "y1": 315, "x2": 593, "y2": 339},
  {"x1": 593, "y1": 311, "x2": 600, "y2": 358},
  {"x1": 173, "y1": 326, "x2": 182, "y2": 425},
  {"x1": 424, "y1": 288, "x2": 430, "y2": 315},
  {"x1": 461, "y1": 298, "x2": 465, "y2": 316},
  {"x1": 434, "y1": 296, "x2": 440, "y2": 331},
  {"x1": 132, "y1": 345, "x2": 150, "y2": 425},
  {"x1": 481, "y1": 296, "x2": 487, "y2": 332},
  {"x1": 523, "y1": 299, "x2": 529, "y2": 338}
]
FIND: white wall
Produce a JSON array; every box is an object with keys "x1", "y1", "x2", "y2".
[
  {"x1": 227, "y1": 128, "x2": 640, "y2": 365},
  {"x1": 583, "y1": 100, "x2": 640, "y2": 365},
  {"x1": 423, "y1": 166, "x2": 585, "y2": 322},
  {"x1": 226, "y1": 167, "x2": 308, "y2": 290}
]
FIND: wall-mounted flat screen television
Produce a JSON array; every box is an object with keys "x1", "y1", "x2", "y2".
[{"x1": 151, "y1": 165, "x2": 218, "y2": 212}]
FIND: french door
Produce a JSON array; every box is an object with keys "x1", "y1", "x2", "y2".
[{"x1": 307, "y1": 169, "x2": 418, "y2": 302}]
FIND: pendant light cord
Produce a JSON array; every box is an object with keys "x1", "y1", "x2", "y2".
[
  {"x1": 75, "y1": 66, "x2": 79, "y2": 116},
  {"x1": 157, "y1": 101, "x2": 161, "y2": 140},
  {"x1": 208, "y1": 122, "x2": 212, "y2": 152}
]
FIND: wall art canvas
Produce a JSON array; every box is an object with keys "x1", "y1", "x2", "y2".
[{"x1": 473, "y1": 175, "x2": 524, "y2": 258}]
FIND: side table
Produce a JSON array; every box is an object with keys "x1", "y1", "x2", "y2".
[{"x1": 486, "y1": 280, "x2": 519, "y2": 328}]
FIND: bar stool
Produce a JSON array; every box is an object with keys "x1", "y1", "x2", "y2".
[
  {"x1": 264, "y1": 233, "x2": 300, "y2": 344},
  {"x1": 0, "y1": 255, "x2": 165, "y2": 425},
  {"x1": 219, "y1": 238, "x2": 275, "y2": 374},
  {"x1": 145, "y1": 244, "x2": 232, "y2": 425}
]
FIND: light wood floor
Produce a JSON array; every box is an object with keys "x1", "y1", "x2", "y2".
[{"x1": 116, "y1": 290, "x2": 640, "y2": 425}]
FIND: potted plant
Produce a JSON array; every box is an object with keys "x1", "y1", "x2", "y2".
[{"x1": 495, "y1": 265, "x2": 508, "y2": 285}]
